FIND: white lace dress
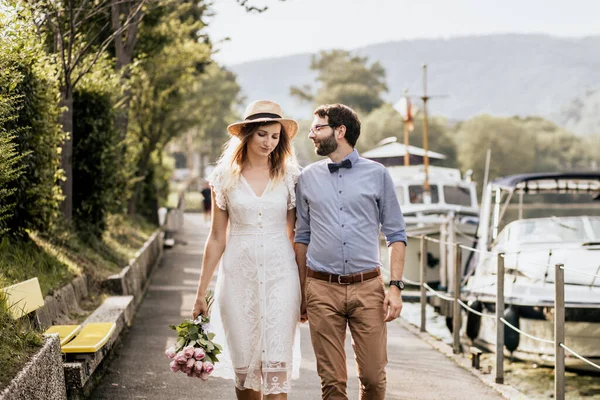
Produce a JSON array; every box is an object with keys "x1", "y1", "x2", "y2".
[{"x1": 207, "y1": 164, "x2": 302, "y2": 394}]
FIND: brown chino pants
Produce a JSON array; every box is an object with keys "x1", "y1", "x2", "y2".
[{"x1": 306, "y1": 273, "x2": 387, "y2": 400}]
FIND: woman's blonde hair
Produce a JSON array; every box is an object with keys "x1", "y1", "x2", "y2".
[{"x1": 217, "y1": 122, "x2": 296, "y2": 192}]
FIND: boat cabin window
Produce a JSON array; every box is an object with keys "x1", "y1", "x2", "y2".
[
  {"x1": 408, "y1": 185, "x2": 439, "y2": 204},
  {"x1": 443, "y1": 185, "x2": 472, "y2": 206}
]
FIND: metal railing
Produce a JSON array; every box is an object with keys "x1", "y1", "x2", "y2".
[{"x1": 408, "y1": 233, "x2": 600, "y2": 400}]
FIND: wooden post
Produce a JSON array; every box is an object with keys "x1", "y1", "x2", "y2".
[
  {"x1": 554, "y1": 263, "x2": 565, "y2": 400},
  {"x1": 495, "y1": 253, "x2": 505, "y2": 384},
  {"x1": 452, "y1": 243, "x2": 462, "y2": 354},
  {"x1": 420, "y1": 236, "x2": 427, "y2": 332},
  {"x1": 404, "y1": 123, "x2": 410, "y2": 166}
]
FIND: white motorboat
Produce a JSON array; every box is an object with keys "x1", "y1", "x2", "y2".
[{"x1": 463, "y1": 172, "x2": 600, "y2": 372}]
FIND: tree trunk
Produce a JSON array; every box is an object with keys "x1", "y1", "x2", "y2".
[
  {"x1": 112, "y1": 0, "x2": 141, "y2": 141},
  {"x1": 59, "y1": 88, "x2": 73, "y2": 222},
  {"x1": 127, "y1": 144, "x2": 151, "y2": 216}
]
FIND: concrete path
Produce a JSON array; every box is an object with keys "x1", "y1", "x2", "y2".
[{"x1": 91, "y1": 213, "x2": 503, "y2": 400}]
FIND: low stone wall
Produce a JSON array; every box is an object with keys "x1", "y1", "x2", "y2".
[
  {"x1": 37, "y1": 275, "x2": 89, "y2": 328},
  {"x1": 102, "y1": 229, "x2": 164, "y2": 303},
  {"x1": 0, "y1": 334, "x2": 66, "y2": 400}
]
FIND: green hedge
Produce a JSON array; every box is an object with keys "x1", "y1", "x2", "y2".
[
  {"x1": 72, "y1": 63, "x2": 127, "y2": 237},
  {"x1": 0, "y1": 9, "x2": 65, "y2": 237},
  {"x1": 0, "y1": 56, "x2": 25, "y2": 234}
]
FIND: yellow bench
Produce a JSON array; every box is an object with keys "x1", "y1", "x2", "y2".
[{"x1": 1, "y1": 277, "x2": 115, "y2": 353}]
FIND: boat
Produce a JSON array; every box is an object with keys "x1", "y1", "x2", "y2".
[
  {"x1": 463, "y1": 172, "x2": 600, "y2": 372},
  {"x1": 364, "y1": 138, "x2": 480, "y2": 289}
]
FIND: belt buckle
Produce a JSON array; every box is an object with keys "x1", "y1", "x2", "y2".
[{"x1": 337, "y1": 274, "x2": 351, "y2": 285}]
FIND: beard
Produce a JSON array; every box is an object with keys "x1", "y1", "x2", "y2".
[{"x1": 314, "y1": 131, "x2": 338, "y2": 156}]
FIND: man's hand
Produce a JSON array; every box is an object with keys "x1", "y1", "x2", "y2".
[
  {"x1": 383, "y1": 285, "x2": 403, "y2": 322},
  {"x1": 300, "y1": 297, "x2": 308, "y2": 323}
]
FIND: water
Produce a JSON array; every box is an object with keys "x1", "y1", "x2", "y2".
[{"x1": 400, "y1": 303, "x2": 600, "y2": 399}]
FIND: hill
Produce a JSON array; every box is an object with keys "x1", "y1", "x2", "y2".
[{"x1": 229, "y1": 34, "x2": 600, "y2": 131}]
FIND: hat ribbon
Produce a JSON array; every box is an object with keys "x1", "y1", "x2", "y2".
[{"x1": 246, "y1": 112, "x2": 282, "y2": 121}]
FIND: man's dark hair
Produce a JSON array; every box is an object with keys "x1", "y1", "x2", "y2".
[{"x1": 314, "y1": 104, "x2": 361, "y2": 147}]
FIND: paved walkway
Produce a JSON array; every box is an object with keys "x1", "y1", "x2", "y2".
[{"x1": 91, "y1": 213, "x2": 503, "y2": 400}]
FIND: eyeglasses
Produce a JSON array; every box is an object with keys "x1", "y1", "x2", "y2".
[{"x1": 308, "y1": 124, "x2": 336, "y2": 134}]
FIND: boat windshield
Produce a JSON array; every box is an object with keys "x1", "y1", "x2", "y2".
[
  {"x1": 502, "y1": 217, "x2": 600, "y2": 245},
  {"x1": 443, "y1": 185, "x2": 472, "y2": 206},
  {"x1": 409, "y1": 185, "x2": 439, "y2": 204}
]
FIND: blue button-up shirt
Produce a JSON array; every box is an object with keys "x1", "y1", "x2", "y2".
[{"x1": 294, "y1": 149, "x2": 407, "y2": 275}]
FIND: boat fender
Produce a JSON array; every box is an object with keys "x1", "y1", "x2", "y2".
[
  {"x1": 504, "y1": 306, "x2": 520, "y2": 352},
  {"x1": 427, "y1": 252, "x2": 440, "y2": 268},
  {"x1": 466, "y1": 300, "x2": 483, "y2": 341}
]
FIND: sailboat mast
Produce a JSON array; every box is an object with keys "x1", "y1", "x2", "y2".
[{"x1": 421, "y1": 64, "x2": 431, "y2": 202}]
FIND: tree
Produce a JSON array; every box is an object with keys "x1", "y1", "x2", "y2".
[
  {"x1": 27, "y1": 0, "x2": 148, "y2": 221},
  {"x1": 191, "y1": 64, "x2": 243, "y2": 166},
  {"x1": 453, "y1": 115, "x2": 537, "y2": 184},
  {"x1": 290, "y1": 50, "x2": 388, "y2": 114},
  {"x1": 127, "y1": 27, "x2": 211, "y2": 214}
]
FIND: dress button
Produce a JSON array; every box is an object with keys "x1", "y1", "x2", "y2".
[
  {"x1": 340, "y1": 207, "x2": 343, "y2": 210},
  {"x1": 339, "y1": 175, "x2": 342, "y2": 178},
  {"x1": 339, "y1": 190, "x2": 342, "y2": 194},
  {"x1": 341, "y1": 224, "x2": 345, "y2": 227},
  {"x1": 258, "y1": 212, "x2": 262, "y2": 216}
]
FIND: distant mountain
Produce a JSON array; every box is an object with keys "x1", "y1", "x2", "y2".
[
  {"x1": 229, "y1": 34, "x2": 600, "y2": 131},
  {"x1": 551, "y1": 88, "x2": 600, "y2": 136}
]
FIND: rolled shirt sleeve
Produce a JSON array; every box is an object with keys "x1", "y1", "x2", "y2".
[
  {"x1": 294, "y1": 173, "x2": 311, "y2": 245},
  {"x1": 379, "y1": 169, "x2": 407, "y2": 247}
]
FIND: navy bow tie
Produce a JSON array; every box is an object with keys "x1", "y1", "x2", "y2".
[{"x1": 328, "y1": 159, "x2": 352, "y2": 173}]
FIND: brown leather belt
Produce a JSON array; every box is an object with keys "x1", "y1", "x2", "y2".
[{"x1": 307, "y1": 267, "x2": 381, "y2": 285}]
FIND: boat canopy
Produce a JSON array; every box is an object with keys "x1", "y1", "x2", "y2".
[{"x1": 491, "y1": 172, "x2": 600, "y2": 194}]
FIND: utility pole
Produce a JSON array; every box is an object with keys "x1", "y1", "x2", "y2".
[
  {"x1": 422, "y1": 64, "x2": 431, "y2": 202},
  {"x1": 393, "y1": 90, "x2": 418, "y2": 166},
  {"x1": 419, "y1": 63, "x2": 448, "y2": 203}
]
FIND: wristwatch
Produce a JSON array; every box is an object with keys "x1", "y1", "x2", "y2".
[{"x1": 389, "y1": 280, "x2": 405, "y2": 290}]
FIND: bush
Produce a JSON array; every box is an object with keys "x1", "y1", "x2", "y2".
[
  {"x1": 0, "y1": 57, "x2": 25, "y2": 234},
  {"x1": 0, "y1": 7, "x2": 65, "y2": 237},
  {"x1": 72, "y1": 60, "x2": 127, "y2": 237}
]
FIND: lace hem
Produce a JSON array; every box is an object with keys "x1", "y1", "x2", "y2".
[
  {"x1": 235, "y1": 363, "x2": 293, "y2": 394},
  {"x1": 207, "y1": 166, "x2": 228, "y2": 210},
  {"x1": 285, "y1": 163, "x2": 301, "y2": 210}
]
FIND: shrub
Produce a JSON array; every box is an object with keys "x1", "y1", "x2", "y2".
[
  {"x1": 72, "y1": 59, "x2": 127, "y2": 237},
  {"x1": 0, "y1": 7, "x2": 65, "y2": 237}
]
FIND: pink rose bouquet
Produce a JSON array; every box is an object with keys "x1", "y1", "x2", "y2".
[{"x1": 165, "y1": 291, "x2": 222, "y2": 379}]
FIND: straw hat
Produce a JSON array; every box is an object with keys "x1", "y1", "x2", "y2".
[{"x1": 227, "y1": 100, "x2": 298, "y2": 139}]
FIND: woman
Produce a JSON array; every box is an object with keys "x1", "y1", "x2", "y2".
[{"x1": 192, "y1": 100, "x2": 302, "y2": 399}]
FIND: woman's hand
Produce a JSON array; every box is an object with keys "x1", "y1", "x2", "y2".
[{"x1": 192, "y1": 296, "x2": 208, "y2": 320}]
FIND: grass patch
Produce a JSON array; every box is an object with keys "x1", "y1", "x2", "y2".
[
  {"x1": 0, "y1": 214, "x2": 156, "y2": 294},
  {"x1": 0, "y1": 299, "x2": 44, "y2": 390}
]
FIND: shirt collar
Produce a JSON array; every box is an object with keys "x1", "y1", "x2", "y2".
[{"x1": 327, "y1": 149, "x2": 359, "y2": 167}]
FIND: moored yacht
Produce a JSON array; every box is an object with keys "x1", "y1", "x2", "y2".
[{"x1": 463, "y1": 172, "x2": 600, "y2": 372}]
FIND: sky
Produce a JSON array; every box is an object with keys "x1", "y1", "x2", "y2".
[{"x1": 205, "y1": 0, "x2": 600, "y2": 66}]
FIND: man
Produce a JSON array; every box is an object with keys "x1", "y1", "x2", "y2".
[{"x1": 294, "y1": 104, "x2": 407, "y2": 400}]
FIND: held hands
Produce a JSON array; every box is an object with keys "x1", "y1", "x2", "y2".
[
  {"x1": 192, "y1": 296, "x2": 208, "y2": 320},
  {"x1": 383, "y1": 286, "x2": 403, "y2": 322},
  {"x1": 300, "y1": 297, "x2": 308, "y2": 323}
]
